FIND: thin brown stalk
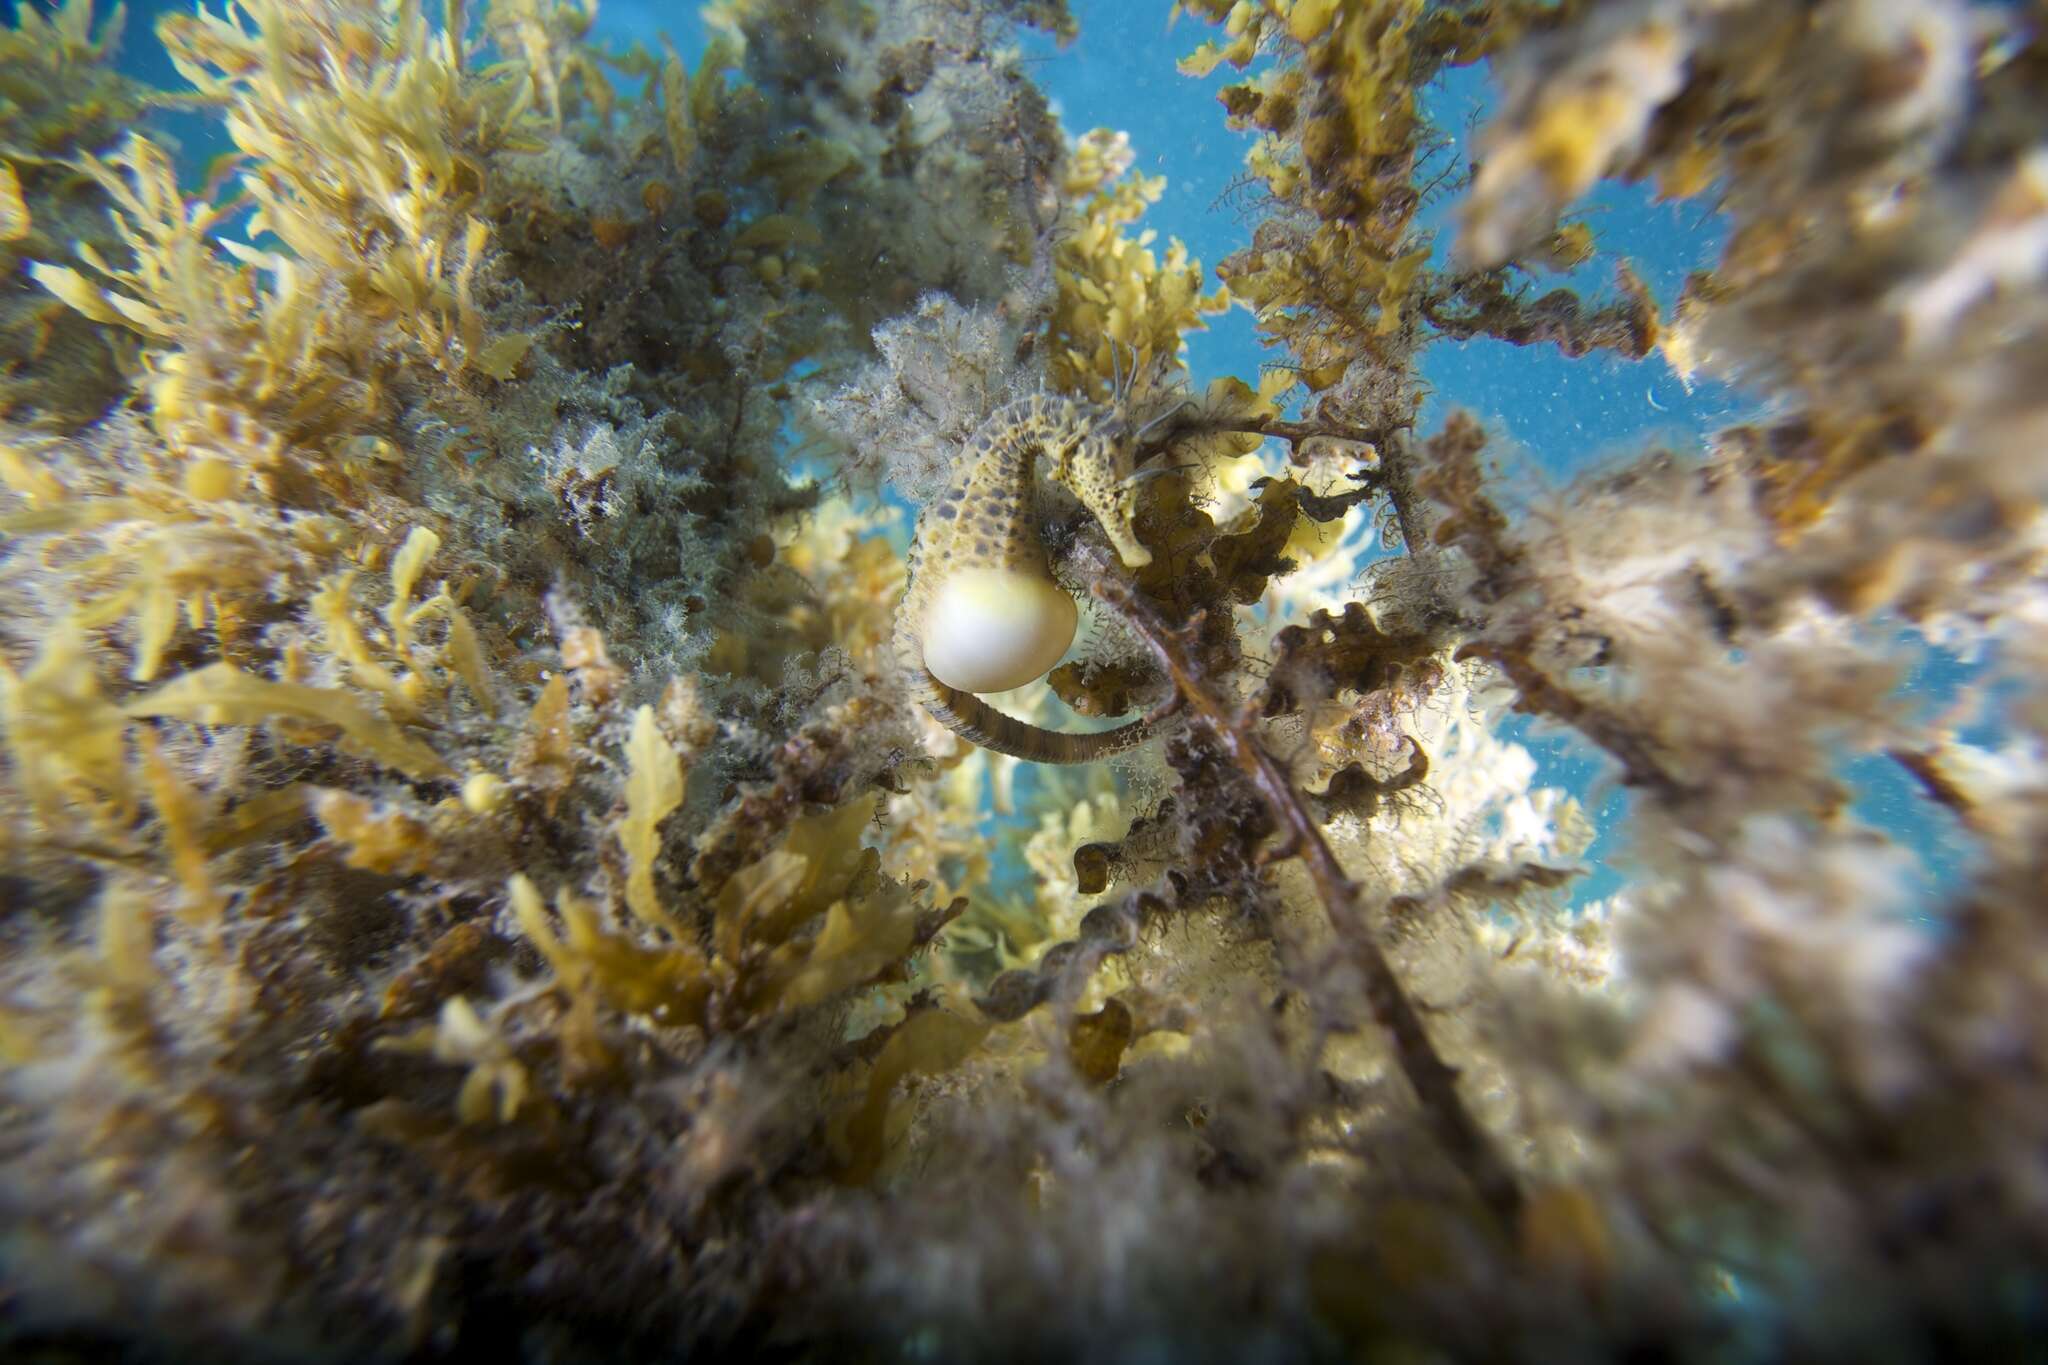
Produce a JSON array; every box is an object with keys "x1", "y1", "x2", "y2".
[{"x1": 1092, "y1": 573, "x2": 1526, "y2": 1230}]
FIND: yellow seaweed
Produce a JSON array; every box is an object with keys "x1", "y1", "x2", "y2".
[
  {"x1": 620, "y1": 704, "x2": 687, "y2": 937},
  {"x1": 126, "y1": 664, "x2": 451, "y2": 779}
]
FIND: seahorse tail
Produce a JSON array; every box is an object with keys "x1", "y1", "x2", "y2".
[{"x1": 916, "y1": 672, "x2": 1154, "y2": 764}]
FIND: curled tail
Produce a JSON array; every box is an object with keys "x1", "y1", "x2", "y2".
[{"x1": 912, "y1": 670, "x2": 1155, "y2": 764}]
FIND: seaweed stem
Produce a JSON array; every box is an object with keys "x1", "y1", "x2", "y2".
[
  {"x1": 1092, "y1": 574, "x2": 1526, "y2": 1231},
  {"x1": 1168, "y1": 413, "x2": 1383, "y2": 454},
  {"x1": 1458, "y1": 640, "x2": 1692, "y2": 803},
  {"x1": 1372, "y1": 431, "x2": 1430, "y2": 559}
]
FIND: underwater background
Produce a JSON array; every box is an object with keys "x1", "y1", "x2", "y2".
[{"x1": 2, "y1": 0, "x2": 2045, "y2": 1360}]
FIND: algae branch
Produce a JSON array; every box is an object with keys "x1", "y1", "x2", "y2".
[{"x1": 2, "y1": 0, "x2": 2046, "y2": 1360}]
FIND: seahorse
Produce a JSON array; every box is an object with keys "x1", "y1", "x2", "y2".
[{"x1": 894, "y1": 393, "x2": 1159, "y2": 764}]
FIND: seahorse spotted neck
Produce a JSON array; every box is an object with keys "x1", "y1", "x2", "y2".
[{"x1": 895, "y1": 394, "x2": 1156, "y2": 764}]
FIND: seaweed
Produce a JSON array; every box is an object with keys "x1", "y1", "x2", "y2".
[{"x1": 2, "y1": 0, "x2": 2047, "y2": 1360}]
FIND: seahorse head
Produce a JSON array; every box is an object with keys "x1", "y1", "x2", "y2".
[{"x1": 1052, "y1": 418, "x2": 1153, "y2": 569}]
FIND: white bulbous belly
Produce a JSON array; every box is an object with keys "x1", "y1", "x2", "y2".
[{"x1": 921, "y1": 566, "x2": 1078, "y2": 694}]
